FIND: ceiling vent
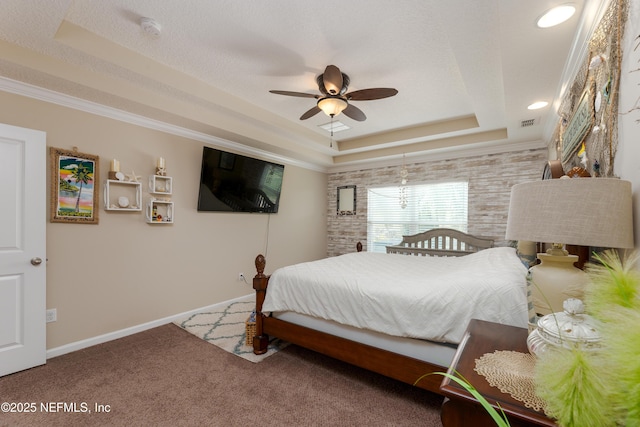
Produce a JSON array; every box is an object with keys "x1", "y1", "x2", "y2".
[
  {"x1": 520, "y1": 118, "x2": 538, "y2": 128},
  {"x1": 319, "y1": 121, "x2": 350, "y2": 133}
]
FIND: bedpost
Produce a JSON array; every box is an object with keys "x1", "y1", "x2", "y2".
[
  {"x1": 356, "y1": 242, "x2": 363, "y2": 252},
  {"x1": 252, "y1": 254, "x2": 270, "y2": 355}
]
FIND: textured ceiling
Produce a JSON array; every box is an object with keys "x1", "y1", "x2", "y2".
[{"x1": 0, "y1": 0, "x2": 602, "y2": 169}]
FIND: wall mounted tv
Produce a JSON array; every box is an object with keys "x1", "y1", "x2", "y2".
[{"x1": 197, "y1": 146, "x2": 285, "y2": 213}]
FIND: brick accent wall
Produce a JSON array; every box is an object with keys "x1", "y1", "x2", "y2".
[{"x1": 327, "y1": 148, "x2": 548, "y2": 257}]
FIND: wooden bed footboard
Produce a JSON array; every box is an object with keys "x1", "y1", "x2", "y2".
[{"x1": 251, "y1": 252, "x2": 446, "y2": 394}]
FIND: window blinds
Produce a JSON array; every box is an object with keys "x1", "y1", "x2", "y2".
[{"x1": 367, "y1": 181, "x2": 468, "y2": 252}]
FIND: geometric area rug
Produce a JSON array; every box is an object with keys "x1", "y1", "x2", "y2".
[{"x1": 173, "y1": 294, "x2": 288, "y2": 363}]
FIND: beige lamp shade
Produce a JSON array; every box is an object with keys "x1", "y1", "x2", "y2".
[
  {"x1": 506, "y1": 178, "x2": 633, "y2": 249},
  {"x1": 506, "y1": 177, "x2": 634, "y2": 316}
]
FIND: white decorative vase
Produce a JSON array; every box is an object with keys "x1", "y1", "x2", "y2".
[{"x1": 529, "y1": 253, "x2": 587, "y2": 315}]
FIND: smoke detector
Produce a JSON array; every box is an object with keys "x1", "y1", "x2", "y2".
[{"x1": 140, "y1": 18, "x2": 161, "y2": 37}]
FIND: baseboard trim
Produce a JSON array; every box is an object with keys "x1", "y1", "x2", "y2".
[{"x1": 46, "y1": 294, "x2": 253, "y2": 359}]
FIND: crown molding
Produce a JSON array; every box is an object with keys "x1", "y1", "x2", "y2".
[
  {"x1": 326, "y1": 139, "x2": 547, "y2": 173},
  {"x1": 1, "y1": 76, "x2": 547, "y2": 175},
  {"x1": 0, "y1": 76, "x2": 326, "y2": 173}
]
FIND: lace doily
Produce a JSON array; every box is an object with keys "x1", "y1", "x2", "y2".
[{"x1": 474, "y1": 350, "x2": 547, "y2": 412}]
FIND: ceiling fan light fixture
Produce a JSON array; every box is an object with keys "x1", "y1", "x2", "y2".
[
  {"x1": 317, "y1": 97, "x2": 348, "y2": 117},
  {"x1": 270, "y1": 65, "x2": 396, "y2": 121},
  {"x1": 536, "y1": 4, "x2": 576, "y2": 28}
]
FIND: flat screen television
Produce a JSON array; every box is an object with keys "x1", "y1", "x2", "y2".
[{"x1": 197, "y1": 146, "x2": 284, "y2": 213}]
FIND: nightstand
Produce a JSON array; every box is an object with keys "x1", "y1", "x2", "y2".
[{"x1": 439, "y1": 319, "x2": 557, "y2": 427}]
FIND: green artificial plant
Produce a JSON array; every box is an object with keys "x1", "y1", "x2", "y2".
[
  {"x1": 534, "y1": 250, "x2": 640, "y2": 427},
  {"x1": 415, "y1": 372, "x2": 511, "y2": 427}
]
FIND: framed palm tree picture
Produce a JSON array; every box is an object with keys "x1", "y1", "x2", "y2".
[{"x1": 50, "y1": 147, "x2": 99, "y2": 224}]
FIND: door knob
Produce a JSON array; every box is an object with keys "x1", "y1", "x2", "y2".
[{"x1": 30, "y1": 257, "x2": 43, "y2": 266}]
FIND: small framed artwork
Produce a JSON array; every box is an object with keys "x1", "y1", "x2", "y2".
[
  {"x1": 337, "y1": 185, "x2": 356, "y2": 216},
  {"x1": 50, "y1": 147, "x2": 99, "y2": 224}
]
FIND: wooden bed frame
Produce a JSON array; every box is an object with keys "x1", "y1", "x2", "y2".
[
  {"x1": 252, "y1": 229, "x2": 495, "y2": 394},
  {"x1": 386, "y1": 228, "x2": 494, "y2": 256}
]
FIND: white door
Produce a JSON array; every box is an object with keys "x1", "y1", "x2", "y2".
[{"x1": 0, "y1": 123, "x2": 46, "y2": 376}]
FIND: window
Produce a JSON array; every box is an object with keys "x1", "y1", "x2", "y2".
[
  {"x1": 260, "y1": 164, "x2": 283, "y2": 203},
  {"x1": 367, "y1": 181, "x2": 468, "y2": 252}
]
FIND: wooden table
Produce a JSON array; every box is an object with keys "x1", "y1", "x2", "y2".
[{"x1": 439, "y1": 319, "x2": 556, "y2": 427}]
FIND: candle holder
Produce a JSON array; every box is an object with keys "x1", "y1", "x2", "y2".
[
  {"x1": 156, "y1": 157, "x2": 166, "y2": 176},
  {"x1": 109, "y1": 158, "x2": 120, "y2": 179}
]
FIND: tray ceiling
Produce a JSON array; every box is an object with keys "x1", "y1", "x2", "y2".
[{"x1": 0, "y1": 0, "x2": 601, "y2": 169}]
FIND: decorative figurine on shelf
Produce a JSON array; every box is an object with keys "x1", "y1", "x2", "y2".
[
  {"x1": 578, "y1": 142, "x2": 588, "y2": 169},
  {"x1": 152, "y1": 205, "x2": 158, "y2": 221},
  {"x1": 126, "y1": 170, "x2": 141, "y2": 182},
  {"x1": 157, "y1": 214, "x2": 163, "y2": 222},
  {"x1": 117, "y1": 196, "x2": 130, "y2": 208},
  {"x1": 156, "y1": 157, "x2": 167, "y2": 176}
]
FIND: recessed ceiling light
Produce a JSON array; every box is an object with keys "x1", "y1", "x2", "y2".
[
  {"x1": 536, "y1": 4, "x2": 576, "y2": 28},
  {"x1": 528, "y1": 101, "x2": 549, "y2": 110}
]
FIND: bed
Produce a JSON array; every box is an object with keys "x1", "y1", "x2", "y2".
[{"x1": 252, "y1": 228, "x2": 529, "y2": 394}]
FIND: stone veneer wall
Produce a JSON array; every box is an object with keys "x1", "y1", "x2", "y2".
[{"x1": 327, "y1": 148, "x2": 548, "y2": 257}]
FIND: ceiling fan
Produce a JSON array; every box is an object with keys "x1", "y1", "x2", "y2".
[{"x1": 269, "y1": 65, "x2": 398, "y2": 122}]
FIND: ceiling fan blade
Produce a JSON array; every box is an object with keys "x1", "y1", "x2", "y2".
[
  {"x1": 300, "y1": 106, "x2": 321, "y2": 120},
  {"x1": 323, "y1": 65, "x2": 343, "y2": 95},
  {"x1": 269, "y1": 90, "x2": 319, "y2": 99},
  {"x1": 346, "y1": 88, "x2": 398, "y2": 101},
  {"x1": 342, "y1": 104, "x2": 366, "y2": 121}
]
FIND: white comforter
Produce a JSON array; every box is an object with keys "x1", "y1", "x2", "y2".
[{"x1": 262, "y1": 247, "x2": 528, "y2": 344}]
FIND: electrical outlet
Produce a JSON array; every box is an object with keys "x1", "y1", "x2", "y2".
[
  {"x1": 238, "y1": 272, "x2": 245, "y2": 282},
  {"x1": 46, "y1": 308, "x2": 57, "y2": 323}
]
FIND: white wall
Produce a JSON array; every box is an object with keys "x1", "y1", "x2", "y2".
[
  {"x1": 0, "y1": 90, "x2": 327, "y2": 349},
  {"x1": 617, "y1": 0, "x2": 640, "y2": 253}
]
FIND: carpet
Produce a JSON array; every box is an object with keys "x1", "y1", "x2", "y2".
[
  {"x1": 0, "y1": 324, "x2": 444, "y2": 426},
  {"x1": 173, "y1": 295, "x2": 287, "y2": 362}
]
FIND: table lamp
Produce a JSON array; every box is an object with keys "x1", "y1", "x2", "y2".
[{"x1": 505, "y1": 177, "x2": 634, "y2": 316}]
